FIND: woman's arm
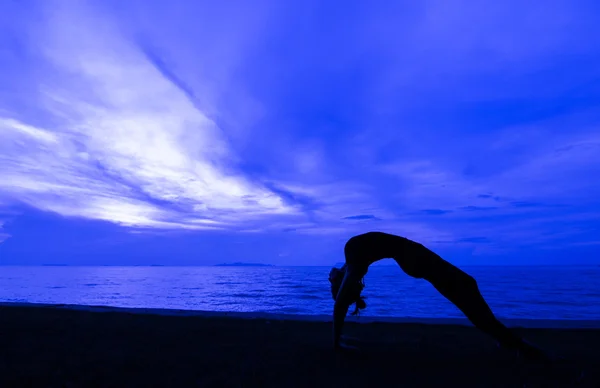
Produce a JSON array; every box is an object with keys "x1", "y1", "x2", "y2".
[{"x1": 332, "y1": 265, "x2": 363, "y2": 348}]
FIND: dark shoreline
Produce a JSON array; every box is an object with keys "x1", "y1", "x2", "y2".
[
  {"x1": 2, "y1": 302, "x2": 599, "y2": 329},
  {"x1": 1, "y1": 304, "x2": 598, "y2": 387}
]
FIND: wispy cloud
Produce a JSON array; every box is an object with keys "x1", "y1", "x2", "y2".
[
  {"x1": 488, "y1": 133, "x2": 600, "y2": 202},
  {"x1": 0, "y1": 1, "x2": 399, "y2": 238},
  {"x1": 342, "y1": 215, "x2": 380, "y2": 221},
  {"x1": 373, "y1": 114, "x2": 600, "y2": 252},
  {"x1": 0, "y1": 3, "x2": 299, "y2": 230},
  {"x1": 0, "y1": 220, "x2": 9, "y2": 243}
]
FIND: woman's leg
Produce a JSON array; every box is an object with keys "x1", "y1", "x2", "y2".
[
  {"x1": 423, "y1": 262, "x2": 584, "y2": 382},
  {"x1": 431, "y1": 274, "x2": 547, "y2": 360}
]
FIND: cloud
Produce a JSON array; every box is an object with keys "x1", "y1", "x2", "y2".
[
  {"x1": 458, "y1": 206, "x2": 499, "y2": 212},
  {"x1": 0, "y1": 3, "x2": 301, "y2": 230},
  {"x1": 0, "y1": 220, "x2": 9, "y2": 244},
  {"x1": 372, "y1": 110, "x2": 600, "y2": 252},
  {"x1": 342, "y1": 214, "x2": 380, "y2": 221},
  {"x1": 489, "y1": 134, "x2": 600, "y2": 202},
  {"x1": 454, "y1": 237, "x2": 491, "y2": 244},
  {"x1": 509, "y1": 201, "x2": 550, "y2": 208},
  {"x1": 378, "y1": 160, "x2": 487, "y2": 210},
  {"x1": 477, "y1": 194, "x2": 503, "y2": 201},
  {"x1": 419, "y1": 209, "x2": 453, "y2": 215},
  {"x1": 1, "y1": 1, "x2": 401, "y2": 236}
]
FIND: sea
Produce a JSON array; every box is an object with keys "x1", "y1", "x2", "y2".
[{"x1": 1, "y1": 265, "x2": 599, "y2": 320}]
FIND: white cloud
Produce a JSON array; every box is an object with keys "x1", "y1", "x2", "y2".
[
  {"x1": 0, "y1": 1, "x2": 390, "y2": 233},
  {"x1": 0, "y1": 2, "x2": 299, "y2": 230}
]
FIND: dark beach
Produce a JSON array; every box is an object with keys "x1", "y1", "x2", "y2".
[{"x1": 1, "y1": 305, "x2": 598, "y2": 387}]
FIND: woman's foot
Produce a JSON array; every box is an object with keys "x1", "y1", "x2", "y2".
[
  {"x1": 511, "y1": 341, "x2": 585, "y2": 385},
  {"x1": 515, "y1": 340, "x2": 553, "y2": 363},
  {"x1": 497, "y1": 339, "x2": 551, "y2": 363}
]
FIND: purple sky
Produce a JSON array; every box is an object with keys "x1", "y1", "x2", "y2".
[{"x1": 1, "y1": 0, "x2": 599, "y2": 265}]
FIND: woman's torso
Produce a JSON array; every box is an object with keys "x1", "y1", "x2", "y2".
[
  {"x1": 344, "y1": 231, "x2": 460, "y2": 280},
  {"x1": 344, "y1": 232, "x2": 408, "y2": 263}
]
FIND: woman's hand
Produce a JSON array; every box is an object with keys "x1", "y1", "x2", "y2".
[
  {"x1": 334, "y1": 337, "x2": 360, "y2": 353},
  {"x1": 340, "y1": 334, "x2": 360, "y2": 343},
  {"x1": 336, "y1": 341, "x2": 359, "y2": 352}
]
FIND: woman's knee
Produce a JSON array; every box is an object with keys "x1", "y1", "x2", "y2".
[{"x1": 461, "y1": 273, "x2": 478, "y2": 289}]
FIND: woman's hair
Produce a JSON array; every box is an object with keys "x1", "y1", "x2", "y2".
[{"x1": 328, "y1": 266, "x2": 367, "y2": 316}]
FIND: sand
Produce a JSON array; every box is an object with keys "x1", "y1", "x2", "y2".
[{"x1": 0, "y1": 304, "x2": 598, "y2": 387}]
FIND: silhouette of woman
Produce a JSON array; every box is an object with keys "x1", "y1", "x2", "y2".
[{"x1": 329, "y1": 231, "x2": 549, "y2": 361}]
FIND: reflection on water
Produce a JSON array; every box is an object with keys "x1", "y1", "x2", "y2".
[{"x1": 1, "y1": 265, "x2": 599, "y2": 320}]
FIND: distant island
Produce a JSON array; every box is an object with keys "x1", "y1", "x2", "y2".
[{"x1": 214, "y1": 262, "x2": 275, "y2": 267}]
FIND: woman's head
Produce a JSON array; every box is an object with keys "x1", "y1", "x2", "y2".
[
  {"x1": 328, "y1": 267, "x2": 345, "y2": 300},
  {"x1": 328, "y1": 266, "x2": 367, "y2": 316}
]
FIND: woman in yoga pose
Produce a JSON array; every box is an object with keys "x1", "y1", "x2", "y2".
[{"x1": 329, "y1": 231, "x2": 549, "y2": 361}]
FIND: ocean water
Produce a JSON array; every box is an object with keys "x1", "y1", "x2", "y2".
[{"x1": 1, "y1": 265, "x2": 599, "y2": 320}]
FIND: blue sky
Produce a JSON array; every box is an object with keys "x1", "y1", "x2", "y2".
[{"x1": 1, "y1": 0, "x2": 599, "y2": 266}]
